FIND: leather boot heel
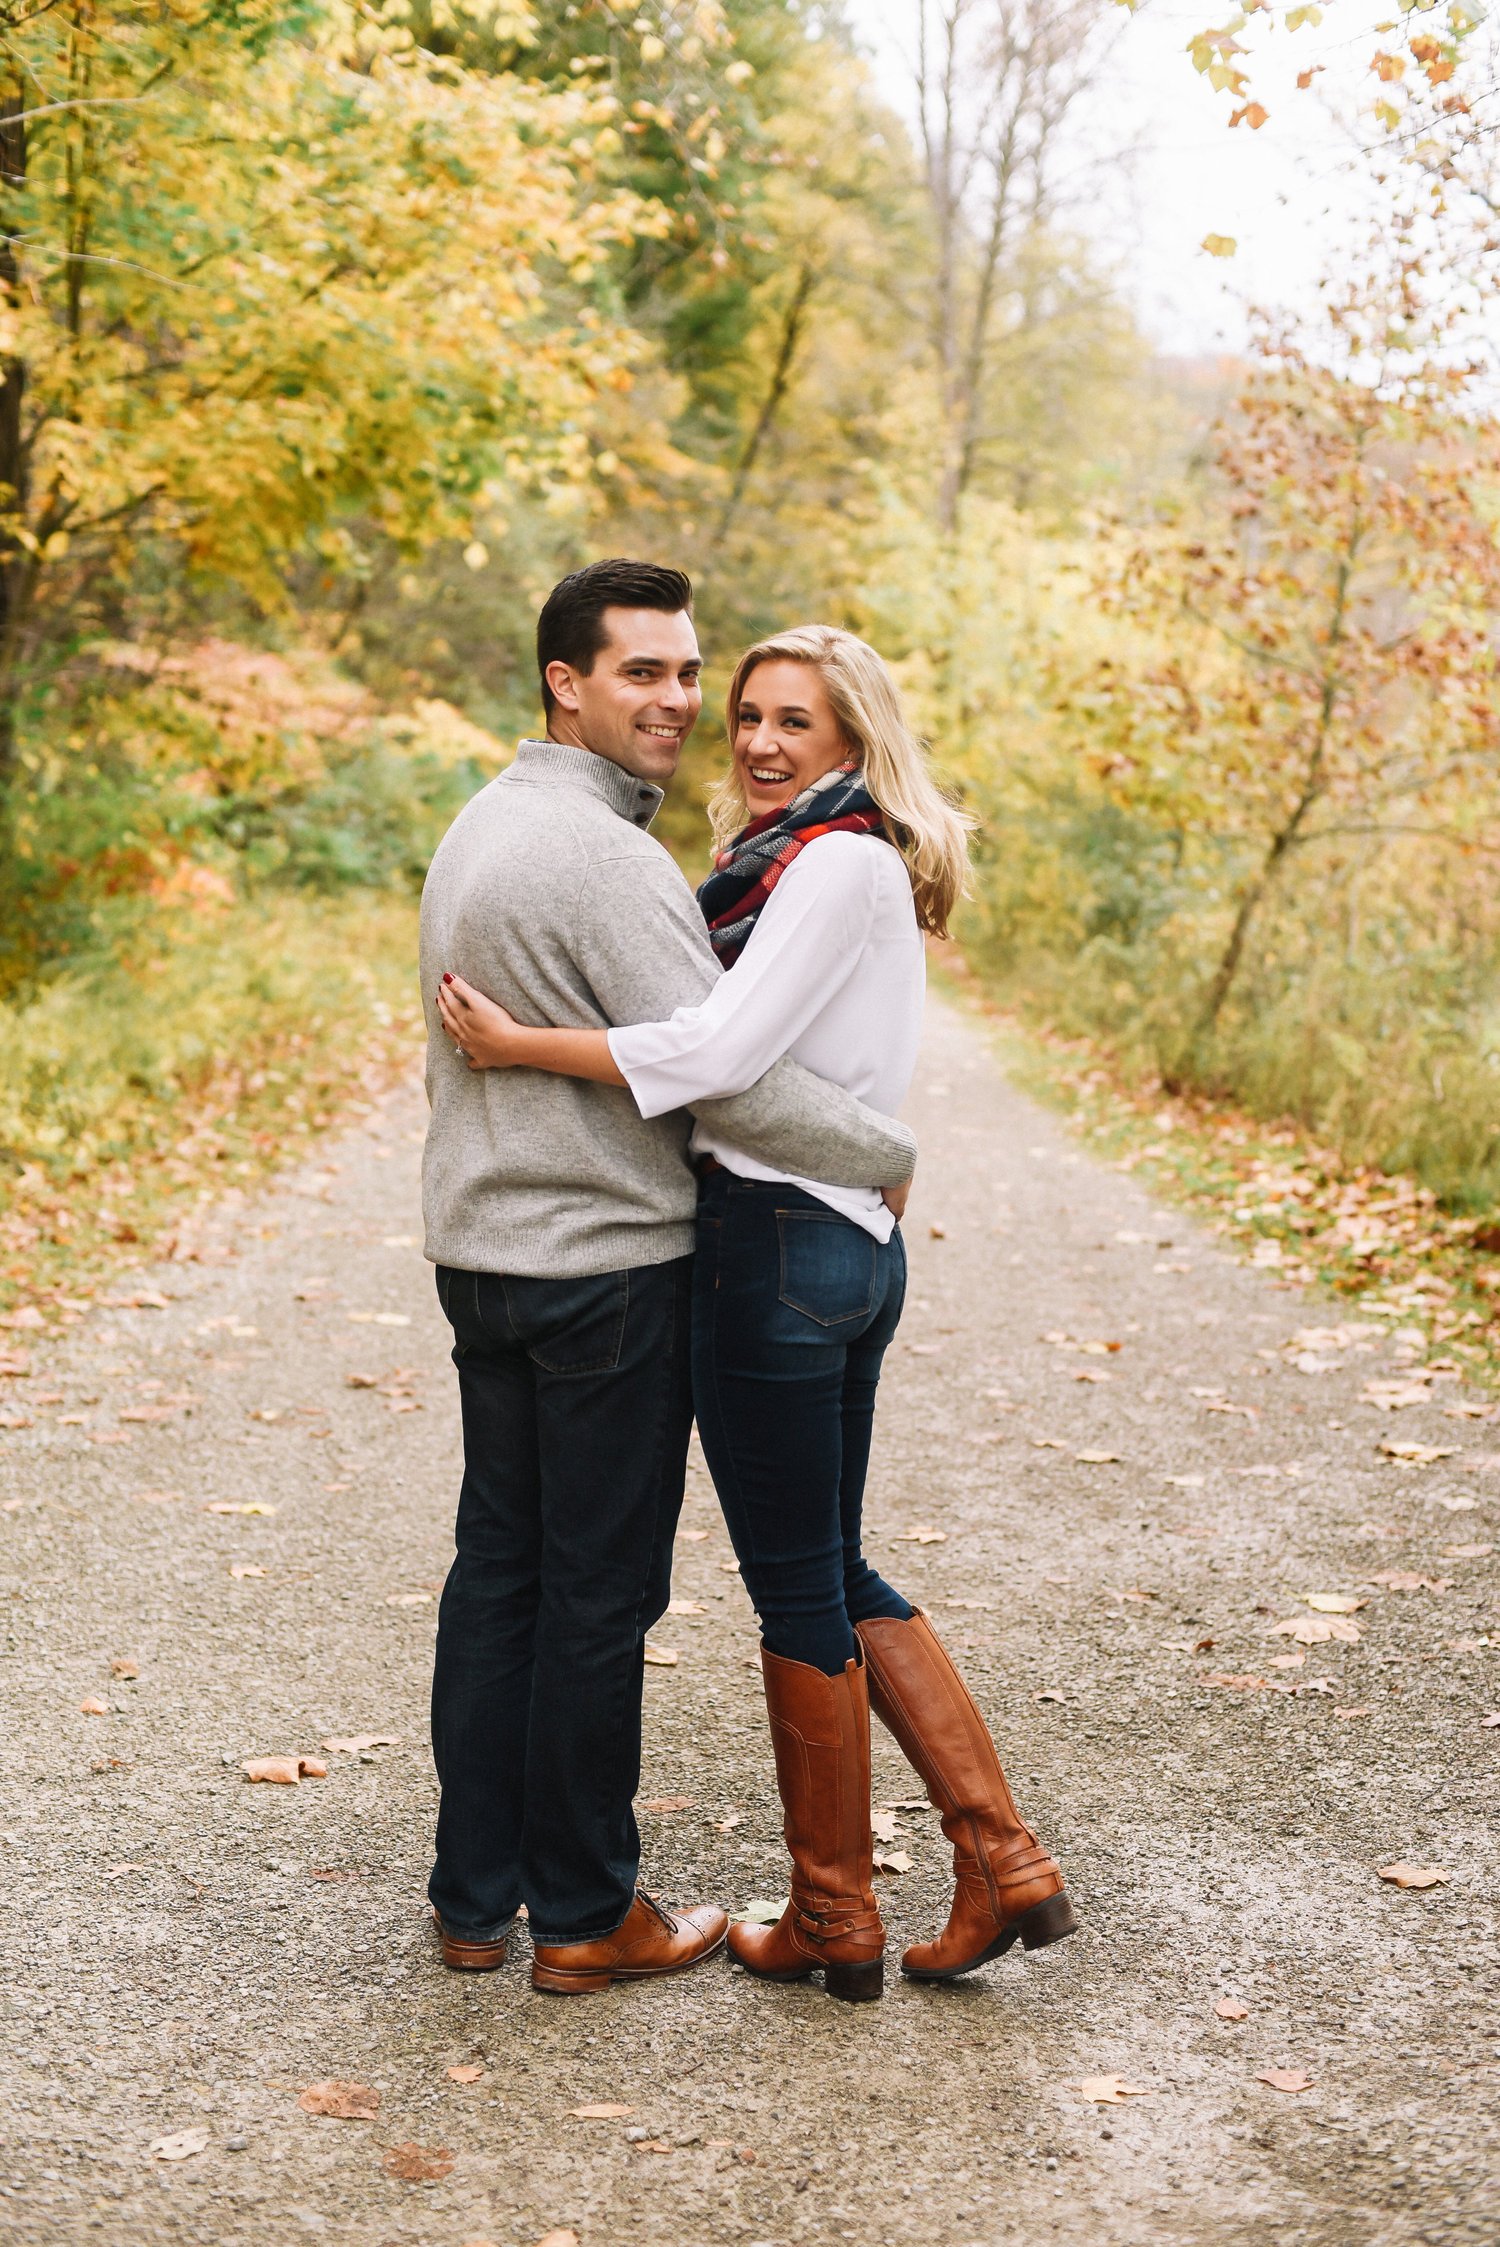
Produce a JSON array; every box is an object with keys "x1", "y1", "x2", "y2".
[
  {"x1": 824, "y1": 1956, "x2": 884, "y2": 2004},
  {"x1": 1017, "y1": 1891, "x2": 1079, "y2": 1951}
]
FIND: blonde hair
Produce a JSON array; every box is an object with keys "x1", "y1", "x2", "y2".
[{"x1": 709, "y1": 625, "x2": 975, "y2": 938}]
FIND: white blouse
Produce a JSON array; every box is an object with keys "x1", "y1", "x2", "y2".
[{"x1": 607, "y1": 831, "x2": 925, "y2": 1241}]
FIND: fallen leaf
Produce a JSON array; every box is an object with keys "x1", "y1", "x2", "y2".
[
  {"x1": 643, "y1": 1644, "x2": 679, "y2": 1667},
  {"x1": 1268, "y1": 1653, "x2": 1305, "y2": 1670},
  {"x1": 738, "y1": 1898, "x2": 786, "y2": 1927},
  {"x1": 150, "y1": 2127, "x2": 210, "y2": 2162},
  {"x1": 382, "y1": 2142, "x2": 454, "y2": 2182},
  {"x1": 0, "y1": 1410, "x2": 33, "y2": 1429},
  {"x1": 1377, "y1": 1439, "x2": 1456, "y2": 1466},
  {"x1": 1268, "y1": 1615, "x2": 1362, "y2": 1644},
  {"x1": 243, "y1": 1756, "x2": 328, "y2": 1784},
  {"x1": 678, "y1": 1527, "x2": 710, "y2": 1542},
  {"x1": 1365, "y1": 1571, "x2": 1451, "y2": 1593},
  {"x1": 871, "y1": 1808, "x2": 898, "y2": 1843},
  {"x1": 345, "y1": 1373, "x2": 380, "y2": 1389},
  {"x1": 1204, "y1": 1674, "x2": 1278, "y2": 1693},
  {"x1": 323, "y1": 1734, "x2": 400, "y2": 1755},
  {"x1": 666, "y1": 1598, "x2": 707, "y2": 1616},
  {"x1": 895, "y1": 1524, "x2": 948, "y2": 1543},
  {"x1": 1076, "y1": 2076, "x2": 1153, "y2": 2105},
  {"x1": 1377, "y1": 1863, "x2": 1448, "y2": 1890},
  {"x1": 1035, "y1": 1688, "x2": 1066, "y2": 1703},
  {"x1": 1076, "y1": 1449, "x2": 1123, "y2": 1465},
  {"x1": 229, "y1": 1564, "x2": 267, "y2": 1580},
  {"x1": 1214, "y1": 1997, "x2": 1249, "y2": 2021},
  {"x1": 348, "y1": 1311, "x2": 412, "y2": 1327},
  {"x1": 110, "y1": 1658, "x2": 139, "y2": 1679},
  {"x1": 1304, "y1": 1594, "x2": 1366, "y2": 1615},
  {"x1": 641, "y1": 1796, "x2": 692, "y2": 1814},
  {"x1": 1483, "y1": 1713, "x2": 1500, "y2": 1729},
  {"x1": 299, "y1": 2080, "x2": 380, "y2": 2119},
  {"x1": 206, "y1": 1501, "x2": 277, "y2": 1516},
  {"x1": 568, "y1": 2104, "x2": 634, "y2": 2120},
  {"x1": 872, "y1": 1849, "x2": 912, "y2": 1874},
  {"x1": 718, "y1": 1558, "x2": 741, "y2": 1573},
  {"x1": 446, "y1": 2065, "x2": 485, "y2": 2084},
  {"x1": 1257, "y1": 2068, "x2": 1313, "y2": 2094},
  {"x1": 79, "y1": 1697, "x2": 110, "y2": 1715},
  {"x1": 1031, "y1": 1437, "x2": 1069, "y2": 1450},
  {"x1": 132, "y1": 1489, "x2": 183, "y2": 1505},
  {"x1": 1442, "y1": 1544, "x2": 1493, "y2": 1558},
  {"x1": 1335, "y1": 1707, "x2": 1371, "y2": 1719},
  {"x1": 906, "y1": 1342, "x2": 942, "y2": 1356},
  {"x1": 385, "y1": 1592, "x2": 432, "y2": 1608},
  {"x1": 1164, "y1": 1474, "x2": 1205, "y2": 1489}
]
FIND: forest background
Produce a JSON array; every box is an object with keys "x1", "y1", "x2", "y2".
[{"x1": 1, "y1": 0, "x2": 1498, "y2": 1365}]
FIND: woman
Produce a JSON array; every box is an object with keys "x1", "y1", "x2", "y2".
[{"x1": 437, "y1": 626, "x2": 1076, "y2": 2002}]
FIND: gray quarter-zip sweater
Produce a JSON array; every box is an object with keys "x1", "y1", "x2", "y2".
[{"x1": 419, "y1": 740, "x2": 917, "y2": 1278}]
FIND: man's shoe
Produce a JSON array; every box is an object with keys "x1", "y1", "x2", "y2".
[
  {"x1": 433, "y1": 1909, "x2": 509, "y2": 1972},
  {"x1": 531, "y1": 1891, "x2": 727, "y2": 1995}
]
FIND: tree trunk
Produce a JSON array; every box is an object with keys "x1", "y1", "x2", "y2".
[
  {"x1": 0, "y1": 79, "x2": 28, "y2": 792},
  {"x1": 714, "y1": 263, "x2": 817, "y2": 543}
]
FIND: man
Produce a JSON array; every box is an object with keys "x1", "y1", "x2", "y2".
[{"x1": 418, "y1": 559, "x2": 916, "y2": 1994}]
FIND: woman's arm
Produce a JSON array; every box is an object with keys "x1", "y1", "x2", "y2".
[{"x1": 436, "y1": 975, "x2": 626, "y2": 1084}]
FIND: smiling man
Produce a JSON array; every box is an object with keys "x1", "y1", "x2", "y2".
[{"x1": 417, "y1": 559, "x2": 917, "y2": 1994}]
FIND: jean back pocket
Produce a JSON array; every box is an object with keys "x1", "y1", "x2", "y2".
[{"x1": 776, "y1": 1209, "x2": 878, "y2": 1328}]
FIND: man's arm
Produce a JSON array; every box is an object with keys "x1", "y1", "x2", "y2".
[{"x1": 579, "y1": 849, "x2": 916, "y2": 1189}]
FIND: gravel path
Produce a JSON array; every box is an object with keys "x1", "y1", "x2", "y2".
[{"x1": 2, "y1": 991, "x2": 1497, "y2": 2247}]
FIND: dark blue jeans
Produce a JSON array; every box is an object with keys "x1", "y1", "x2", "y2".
[
  {"x1": 429, "y1": 1256, "x2": 693, "y2": 1946},
  {"x1": 692, "y1": 1174, "x2": 913, "y2": 1675}
]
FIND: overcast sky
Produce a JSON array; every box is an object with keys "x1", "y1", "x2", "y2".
[{"x1": 846, "y1": 0, "x2": 1395, "y2": 356}]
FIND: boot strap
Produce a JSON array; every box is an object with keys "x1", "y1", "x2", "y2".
[{"x1": 795, "y1": 1902, "x2": 884, "y2": 1944}]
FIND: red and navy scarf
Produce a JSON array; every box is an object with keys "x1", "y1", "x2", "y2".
[{"x1": 698, "y1": 761, "x2": 885, "y2": 968}]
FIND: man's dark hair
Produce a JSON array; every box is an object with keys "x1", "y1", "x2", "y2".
[{"x1": 536, "y1": 558, "x2": 694, "y2": 716}]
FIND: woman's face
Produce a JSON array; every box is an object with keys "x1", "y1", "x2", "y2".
[{"x1": 731, "y1": 660, "x2": 850, "y2": 818}]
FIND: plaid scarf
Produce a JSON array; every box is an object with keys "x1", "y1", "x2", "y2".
[{"x1": 698, "y1": 762, "x2": 885, "y2": 968}]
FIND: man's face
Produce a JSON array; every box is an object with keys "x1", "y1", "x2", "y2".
[{"x1": 546, "y1": 606, "x2": 703, "y2": 783}]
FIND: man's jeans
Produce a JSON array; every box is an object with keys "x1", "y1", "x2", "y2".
[{"x1": 429, "y1": 1256, "x2": 693, "y2": 1947}]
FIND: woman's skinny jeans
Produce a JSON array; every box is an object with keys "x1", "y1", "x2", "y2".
[{"x1": 692, "y1": 1170, "x2": 913, "y2": 1675}]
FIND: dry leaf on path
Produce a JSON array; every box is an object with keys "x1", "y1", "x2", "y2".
[
  {"x1": 1257, "y1": 2069, "x2": 1313, "y2": 2094},
  {"x1": 385, "y1": 1592, "x2": 432, "y2": 1607},
  {"x1": 110, "y1": 1658, "x2": 139, "y2": 1679},
  {"x1": 871, "y1": 1809, "x2": 898, "y2": 1843},
  {"x1": 873, "y1": 1849, "x2": 912, "y2": 1874},
  {"x1": 79, "y1": 1696, "x2": 110, "y2": 1715},
  {"x1": 1442, "y1": 1543, "x2": 1493, "y2": 1558},
  {"x1": 1035, "y1": 1688, "x2": 1066, "y2": 1703},
  {"x1": 643, "y1": 1644, "x2": 679, "y2": 1667},
  {"x1": 1076, "y1": 2076, "x2": 1152, "y2": 2105},
  {"x1": 1377, "y1": 1440, "x2": 1456, "y2": 1466},
  {"x1": 1335, "y1": 1706, "x2": 1372, "y2": 1719},
  {"x1": 641, "y1": 1796, "x2": 692, "y2": 1814},
  {"x1": 323, "y1": 1734, "x2": 400, "y2": 1756},
  {"x1": 1482, "y1": 1712, "x2": 1500, "y2": 1729},
  {"x1": 446, "y1": 2065, "x2": 485, "y2": 2084},
  {"x1": 1366, "y1": 1571, "x2": 1451, "y2": 1593},
  {"x1": 715, "y1": 1811, "x2": 741, "y2": 1834},
  {"x1": 666, "y1": 1598, "x2": 707, "y2": 1616},
  {"x1": 229, "y1": 1564, "x2": 267, "y2": 1580},
  {"x1": 1204, "y1": 1674, "x2": 1282, "y2": 1694},
  {"x1": 1304, "y1": 1594, "x2": 1366, "y2": 1614},
  {"x1": 1214, "y1": 1997, "x2": 1249, "y2": 2021},
  {"x1": 678, "y1": 1527, "x2": 710, "y2": 1542},
  {"x1": 300, "y1": 2080, "x2": 380, "y2": 2119},
  {"x1": 1377, "y1": 1863, "x2": 1448, "y2": 1890},
  {"x1": 382, "y1": 2143, "x2": 454, "y2": 2182},
  {"x1": 739, "y1": 1898, "x2": 786, "y2": 1926},
  {"x1": 896, "y1": 1525, "x2": 948, "y2": 1543},
  {"x1": 1076, "y1": 1449, "x2": 1123, "y2": 1465},
  {"x1": 568, "y1": 2104, "x2": 634, "y2": 2120},
  {"x1": 1031, "y1": 1437, "x2": 1069, "y2": 1450},
  {"x1": 243, "y1": 1755, "x2": 328, "y2": 1784},
  {"x1": 206, "y1": 1501, "x2": 277, "y2": 1516},
  {"x1": 150, "y1": 2128, "x2": 210, "y2": 2162},
  {"x1": 1268, "y1": 1615, "x2": 1361, "y2": 1644}
]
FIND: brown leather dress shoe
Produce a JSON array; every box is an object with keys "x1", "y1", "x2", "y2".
[
  {"x1": 531, "y1": 1891, "x2": 728, "y2": 1996},
  {"x1": 432, "y1": 1910, "x2": 509, "y2": 1972}
]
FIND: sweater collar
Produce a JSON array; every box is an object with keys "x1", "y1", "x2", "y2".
[{"x1": 508, "y1": 738, "x2": 664, "y2": 830}]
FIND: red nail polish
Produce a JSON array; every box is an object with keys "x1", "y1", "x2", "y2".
[{"x1": 442, "y1": 973, "x2": 454, "y2": 984}]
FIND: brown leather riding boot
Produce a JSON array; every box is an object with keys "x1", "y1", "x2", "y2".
[
  {"x1": 857, "y1": 1608, "x2": 1077, "y2": 1980},
  {"x1": 727, "y1": 1647, "x2": 885, "y2": 2003}
]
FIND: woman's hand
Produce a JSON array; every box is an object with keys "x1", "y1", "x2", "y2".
[
  {"x1": 437, "y1": 972, "x2": 524, "y2": 1070},
  {"x1": 881, "y1": 1178, "x2": 912, "y2": 1224}
]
